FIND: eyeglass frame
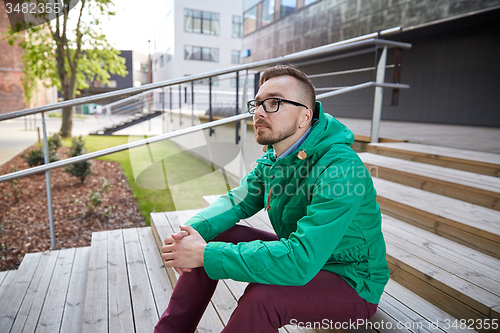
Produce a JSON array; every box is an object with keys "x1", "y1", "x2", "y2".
[{"x1": 247, "y1": 97, "x2": 309, "y2": 114}]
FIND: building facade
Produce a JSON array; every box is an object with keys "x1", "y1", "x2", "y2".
[
  {"x1": 241, "y1": 0, "x2": 500, "y2": 127},
  {"x1": 151, "y1": 0, "x2": 244, "y2": 108}
]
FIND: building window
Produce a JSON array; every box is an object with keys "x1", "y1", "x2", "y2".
[
  {"x1": 141, "y1": 63, "x2": 149, "y2": 73},
  {"x1": 160, "y1": 55, "x2": 164, "y2": 68},
  {"x1": 154, "y1": 59, "x2": 159, "y2": 71},
  {"x1": 230, "y1": 76, "x2": 255, "y2": 88},
  {"x1": 184, "y1": 45, "x2": 219, "y2": 62},
  {"x1": 231, "y1": 50, "x2": 240, "y2": 64},
  {"x1": 232, "y1": 15, "x2": 243, "y2": 38},
  {"x1": 281, "y1": 0, "x2": 296, "y2": 17},
  {"x1": 262, "y1": 0, "x2": 274, "y2": 27},
  {"x1": 184, "y1": 9, "x2": 220, "y2": 35},
  {"x1": 243, "y1": 5, "x2": 256, "y2": 36},
  {"x1": 133, "y1": 61, "x2": 141, "y2": 71}
]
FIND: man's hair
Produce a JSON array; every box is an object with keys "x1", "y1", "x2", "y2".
[{"x1": 259, "y1": 65, "x2": 316, "y2": 111}]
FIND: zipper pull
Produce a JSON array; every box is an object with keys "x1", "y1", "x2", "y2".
[
  {"x1": 266, "y1": 186, "x2": 273, "y2": 211},
  {"x1": 297, "y1": 149, "x2": 307, "y2": 160}
]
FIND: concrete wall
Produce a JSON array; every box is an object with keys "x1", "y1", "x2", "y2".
[{"x1": 242, "y1": 0, "x2": 500, "y2": 63}]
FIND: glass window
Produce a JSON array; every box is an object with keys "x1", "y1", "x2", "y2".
[
  {"x1": 160, "y1": 55, "x2": 164, "y2": 68},
  {"x1": 232, "y1": 15, "x2": 243, "y2": 38},
  {"x1": 133, "y1": 61, "x2": 140, "y2": 71},
  {"x1": 231, "y1": 50, "x2": 240, "y2": 64},
  {"x1": 184, "y1": 8, "x2": 219, "y2": 35},
  {"x1": 243, "y1": 6, "x2": 256, "y2": 36},
  {"x1": 281, "y1": 0, "x2": 296, "y2": 17},
  {"x1": 262, "y1": 0, "x2": 274, "y2": 27},
  {"x1": 184, "y1": 46, "x2": 219, "y2": 62},
  {"x1": 141, "y1": 63, "x2": 149, "y2": 73}
]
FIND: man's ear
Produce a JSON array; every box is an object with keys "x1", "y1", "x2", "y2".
[{"x1": 299, "y1": 108, "x2": 313, "y2": 129}]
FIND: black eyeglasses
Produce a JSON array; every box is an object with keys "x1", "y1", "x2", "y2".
[{"x1": 247, "y1": 97, "x2": 308, "y2": 114}]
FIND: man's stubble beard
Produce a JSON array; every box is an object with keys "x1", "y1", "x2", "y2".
[{"x1": 255, "y1": 122, "x2": 297, "y2": 146}]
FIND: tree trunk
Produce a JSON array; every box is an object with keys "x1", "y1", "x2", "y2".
[{"x1": 60, "y1": 106, "x2": 73, "y2": 137}]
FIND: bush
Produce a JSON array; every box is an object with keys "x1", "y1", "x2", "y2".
[
  {"x1": 20, "y1": 133, "x2": 62, "y2": 167},
  {"x1": 74, "y1": 177, "x2": 114, "y2": 217},
  {"x1": 64, "y1": 136, "x2": 92, "y2": 183}
]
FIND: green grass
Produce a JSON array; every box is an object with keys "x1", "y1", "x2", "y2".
[{"x1": 63, "y1": 135, "x2": 237, "y2": 225}]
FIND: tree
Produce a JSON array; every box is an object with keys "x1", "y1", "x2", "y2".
[{"x1": 4, "y1": 0, "x2": 127, "y2": 137}]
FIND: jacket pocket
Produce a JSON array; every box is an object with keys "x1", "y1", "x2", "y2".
[{"x1": 241, "y1": 241, "x2": 290, "y2": 274}]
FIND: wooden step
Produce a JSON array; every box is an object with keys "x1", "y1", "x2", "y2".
[
  {"x1": 367, "y1": 142, "x2": 500, "y2": 177},
  {"x1": 372, "y1": 177, "x2": 500, "y2": 258},
  {"x1": 0, "y1": 270, "x2": 16, "y2": 303},
  {"x1": 82, "y1": 227, "x2": 172, "y2": 333},
  {"x1": 0, "y1": 247, "x2": 90, "y2": 333},
  {"x1": 382, "y1": 214, "x2": 500, "y2": 327},
  {"x1": 153, "y1": 204, "x2": 480, "y2": 333},
  {"x1": 359, "y1": 152, "x2": 500, "y2": 211}
]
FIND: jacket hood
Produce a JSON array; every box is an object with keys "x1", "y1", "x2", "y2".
[{"x1": 264, "y1": 101, "x2": 354, "y2": 159}]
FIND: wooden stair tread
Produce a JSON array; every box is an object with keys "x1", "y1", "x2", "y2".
[
  {"x1": 368, "y1": 142, "x2": 500, "y2": 167},
  {"x1": 359, "y1": 153, "x2": 500, "y2": 194},
  {"x1": 0, "y1": 270, "x2": 16, "y2": 303},
  {"x1": 373, "y1": 177, "x2": 500, "y2": 241}
]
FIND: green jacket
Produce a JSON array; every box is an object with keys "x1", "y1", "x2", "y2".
[{"x1": 186, "y1": 101, "x2": 389, "y2": 304}]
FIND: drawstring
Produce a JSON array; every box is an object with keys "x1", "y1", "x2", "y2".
[{"x1": 266, "y1": 186, "x2": 273, "y2": 211}]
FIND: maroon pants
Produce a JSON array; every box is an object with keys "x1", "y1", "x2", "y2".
[{"x1": 155, "y1": 225, "x2": 377, "y2": 333}]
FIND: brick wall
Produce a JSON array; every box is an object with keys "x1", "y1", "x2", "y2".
[{"x1": 0, "y1": 0, "x2": 27, "y2": 114}]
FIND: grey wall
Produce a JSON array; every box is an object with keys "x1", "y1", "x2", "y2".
[{"x1": 242, "y1": 0, "x2": 500, "y2": 63}]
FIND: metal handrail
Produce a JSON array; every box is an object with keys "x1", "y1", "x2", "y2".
[
  {"x1": 0, "y1": 81, "x2": 409, "y2": 184},
  {"x1": 0, "y1": 33, "x2": 411, "y2": 122}
]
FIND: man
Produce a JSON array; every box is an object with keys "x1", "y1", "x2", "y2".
[{"x1": 155, "y1": 65, "x2": 389, "y2": 332}]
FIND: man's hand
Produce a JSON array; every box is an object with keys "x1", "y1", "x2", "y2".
[{"x1": 161, "y1": 225, "x2": 207, "y2": 274}]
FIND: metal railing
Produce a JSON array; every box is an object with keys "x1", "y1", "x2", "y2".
[{"x1": 0, "y1": 27, "x2": 411, "y2": 249}]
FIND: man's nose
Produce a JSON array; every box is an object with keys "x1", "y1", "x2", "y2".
[{"x1": 253, "y1": 103, "x2": 267, "y2": 118}]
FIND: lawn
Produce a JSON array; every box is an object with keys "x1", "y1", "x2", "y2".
[{"x1": 63, "y1": 135, "x2": 237, "y2": 225}]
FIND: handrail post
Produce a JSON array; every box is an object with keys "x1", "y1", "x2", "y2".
[
  {"x1": 235, "y1": 71, "x2": 240, "y2": 144},
  {"x1": 241, "y1": 70, "x2": 249, "y2": 178},
  {"x1": 179, "y1": 84, "x2": 182, "y2": 126},
  {"x1": 370, "y1": 45, "x2": 388, "y2": 143},
  {"x1": 209, "y1": 77, "x2": 214, "y2": 136},
  {"x1": 191, "y1": 81, "x2": 194, "y2": 126},
  {"x1": 169, "y1": 87, "x2": 173, "y2": 124},
  {"x1": 41, "y1": 112, "x2": 56, "y2": 250}
]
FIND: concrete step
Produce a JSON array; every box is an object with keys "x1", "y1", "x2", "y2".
[
  {"x1": 359, "y1": 152, "x2": 500, "y2": 211},
  {"x1": 372, "y1": 177, "x2": 500, "y2": 258},
  {"x1": 367, "y1": 142, "x2": 500, "y2": 177}
]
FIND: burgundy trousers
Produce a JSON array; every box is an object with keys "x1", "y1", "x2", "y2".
[{"x1": 155, "y1": 225, "x2": 378, "y2": 333}]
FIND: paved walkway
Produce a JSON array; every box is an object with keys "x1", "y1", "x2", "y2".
[{"x1": 1, "y1": 114, "x2": 499, "y2": 168}]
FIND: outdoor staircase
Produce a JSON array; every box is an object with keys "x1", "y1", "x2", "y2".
[
  {"x1": 91, "y1": 111, "x2": 162, "y2": 136},
  {"x1": 1, "y1": 142, "x2": 499, "y2": 333}
]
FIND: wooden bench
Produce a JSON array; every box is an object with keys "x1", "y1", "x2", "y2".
[
  {"x1": 367, "y1": 142, "x2": 500, "y2": 177},
  {"x1": 359, "y1": 152, "x2": 500, "y2": 211},
  {"x1": 0, "y1": 247, "x2": 89, "y2": 333},
  {"x1": 151, "y1": 205, "x2": 479, "y2": 333},
  {"x1": 372, "y1": 177, "x2": 500, "y2": 259}
]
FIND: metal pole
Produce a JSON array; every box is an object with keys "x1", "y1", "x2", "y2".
[
  {"x1": 41, "y1": 112, "x2": 56, "y2": 250},
  {"x1": 161, "y1": 88, "x2": 166, "y2": 134},
  {"x1": 235, "y1": 71, "x2": 240, "y2": 144},
  {"x1": 169, "y1": 87, "x2": 173, "y2": 123},
  {"x1": 241, "y1": 70, "x2": 249, "y2": 178},
  {"x1": 191, "y1": 81, "x2": 194, "y2": 126},
  {"x1": 209, "y1": 77, "x2": 213, "y2": 136},
  {"x1": 179, "y1": 84, "x2": 182, "y2": 126},
  {"x1": 370, "y1": 46, "x2": 388, "y2": 143}
]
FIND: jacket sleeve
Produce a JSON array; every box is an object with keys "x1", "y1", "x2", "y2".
[
  {"x1": 203, "y1": 158, "x2": 368, "y2": 285},
  {"x1": 185, "y1": 164, "x2": 266, "y2": 242}
]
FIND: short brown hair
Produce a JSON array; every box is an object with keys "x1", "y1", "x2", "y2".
[{"x1": 259, "y1": 65, "x2": 316, "y2": 111}]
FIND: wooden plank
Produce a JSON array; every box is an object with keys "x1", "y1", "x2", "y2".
[
  {"x1": 0, "y1": 271, "x2": 8, "y2": 286},
  {"x1": 35, "y1": 248, "x2": 76, "y2": 333},
  {"x1": 385, "y1": 241, "x2": 499, "y2": 317},
  {"x1": 373, "y1": 177, "x2": 500, "y2": 242},
  {"x1": 0, "y1": 271, "x2": 16, "y2": 302},
  {"x1": 152, "y1": 212, "x2": 179, "y2": 287},
  {"x1": 60, "y1": 246, "x2": 91, "y2": 333},
  {"x1": 359, "y1": 153, "x2": 500, "y2": 210},
  {"x1": 387, "y1": 261, "x2": 490, "y2": 327},
  {"x1": 123, "y1": 228, "x2": 159, "y2": 333},
  {"x1": 384, "y1": 280, "x2": 477, "y2": 333},
  {"x1": 82, "y1": 231, "x2": 108, "y2": 333},
  {"x1": 382, "y1": 215, "x2": 500, "y2": 285},
  {"x1": 379, "y1": 199, "x2": 500, "y2": 259},
  {"x1": 107, "y1": 229, "x2": 134, "y2": 333},
  {"x1": 0, "y1": 252, "x2": 42, "y2": 333},
  {"x1": 137, "y1": 227, "x2": 174, "y2": 317},
  {"x1": 368, "y1": 142, "x2": 500, "y2": 173},
  {"x1": 210, "y1": 282, "x2": 238, "y2": 325},
  {"x1": 10, "y1": 250, "x2": 58, "y2": 333}
]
